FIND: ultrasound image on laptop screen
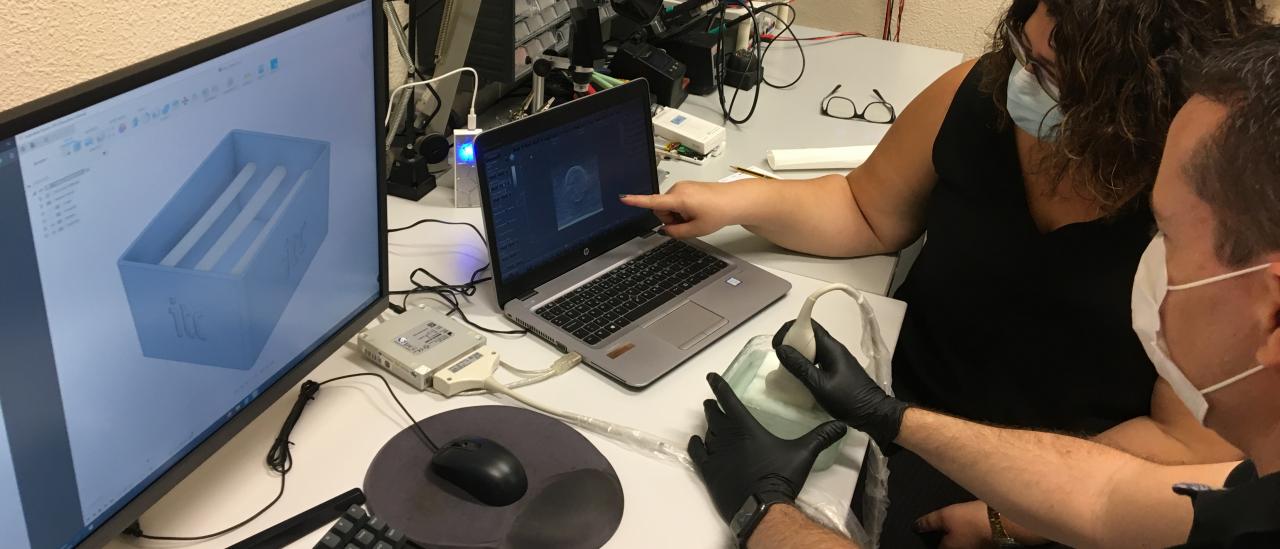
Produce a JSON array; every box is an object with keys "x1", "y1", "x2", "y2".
[{"x1": 480, "y1": 100, "x2": 655, "y2": 283}]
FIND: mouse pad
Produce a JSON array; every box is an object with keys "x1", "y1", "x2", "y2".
[{"x1": 364, "y1": 405, "x2": 624, "y2": 549}]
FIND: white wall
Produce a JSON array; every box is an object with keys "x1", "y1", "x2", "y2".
[
  {"x1": 798, "y1": 0, "x2": 1280, "y2": 59},
  {"x1": 0, "y1": 0, "x2": 414, "y2": 113},
  {"x1": 2, "y1": 1, "x2": 1279, "y2": 112}
]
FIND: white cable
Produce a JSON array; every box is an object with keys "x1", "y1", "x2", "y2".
[
  {"x1": 483, "y1": 378, "x2": 693, "y2": 468},
  {"x1": 386, "y1": 67, "x2": 480, "y2": 130},
  {"x1": 504, "y1": 353, "x2": 582, "y2": 389}
]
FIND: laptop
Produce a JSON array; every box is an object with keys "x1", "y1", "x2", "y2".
[{"x1": 475, "y1": 80, "x2": 790, "y2": 389}]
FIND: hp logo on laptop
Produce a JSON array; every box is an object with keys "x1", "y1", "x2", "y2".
[{"x1": 583, "y1": 248, "x2": 590, "y2": 256}]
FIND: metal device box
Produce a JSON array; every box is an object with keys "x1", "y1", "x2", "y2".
[{"x1": 356, "y1": 307, "x2": 486, "y2": 390}]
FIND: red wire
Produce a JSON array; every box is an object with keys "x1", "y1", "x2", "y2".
[
  {"x1": 895, "y1": 0, "x2": 906, "y2": 42},
  {"x1": 762, "y1": 31, "x2": 866, "y2": 42},
  {"x1": 883, "y1": 0, "x2": 893, "y2": 40}
]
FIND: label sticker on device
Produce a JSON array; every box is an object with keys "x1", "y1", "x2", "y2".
[
  {"x1": 449, "y1": 352, "x2": 484, "y2": 373},
  {"x1": 394, "y1": 321, "x2": 453, "y2": 355}
]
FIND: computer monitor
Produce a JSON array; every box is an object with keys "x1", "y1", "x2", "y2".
[{"x1": 0, "y1": 1, "x2": 387, "y2": 547}]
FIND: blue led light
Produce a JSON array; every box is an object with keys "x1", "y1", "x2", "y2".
[{"x1": 457, "y1": 142, "x2": 475, "y2": 164}]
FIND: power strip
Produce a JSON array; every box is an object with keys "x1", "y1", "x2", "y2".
[{"x1": 356, "y1": 307, "x2": 486, "y2": 391}]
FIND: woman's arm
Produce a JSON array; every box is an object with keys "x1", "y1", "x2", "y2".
[{"x1": 621, "y1": 59, "x2": 978, "y2": 258}]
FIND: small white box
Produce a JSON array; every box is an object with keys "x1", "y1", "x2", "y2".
[{"x1": 653, "y1": 107, "x2": 726, "y2": 156}]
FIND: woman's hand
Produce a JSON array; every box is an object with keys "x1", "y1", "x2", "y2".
[
  {"x1": 916, "y1": 501, "x2": 1051, "y2": 549},
  {"x1": 620, "y1": 180, "x2": 746, "y2": 239}
]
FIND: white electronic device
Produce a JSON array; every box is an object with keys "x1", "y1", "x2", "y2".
[
  {"x1": 356, "y1": 307, "x2": 486, "y2": 391},
  {"x1": 452, "y1": 128, "x2": 483, "y2": 208},
  {"x1": 653, "y1": 106, "x2": 726, "y2": 156}
]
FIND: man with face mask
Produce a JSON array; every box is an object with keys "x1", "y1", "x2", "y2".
[{"x1": 688, "y1": 29, "x2": 1280, "y2": 549}]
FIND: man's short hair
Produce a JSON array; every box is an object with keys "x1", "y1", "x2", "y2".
[{"x1": 1183, "y1": 26, "x2": 1280, "y2": 267}]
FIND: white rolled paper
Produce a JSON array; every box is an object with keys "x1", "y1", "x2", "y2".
[{"x1": 766, "y1": 144, "x2": 876, "y2": 171}]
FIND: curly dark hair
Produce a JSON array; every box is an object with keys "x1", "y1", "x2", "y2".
[{"x1": 980, "y1": 0, "x2": 1267, "y2": 214}]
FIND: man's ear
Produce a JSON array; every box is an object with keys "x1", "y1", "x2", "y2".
[{"x1": 1256, "y1": 262, "x2": 1280, "y2": 368}]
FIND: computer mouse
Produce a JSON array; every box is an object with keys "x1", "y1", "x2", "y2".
[{"x1": 429, "y1": 436, "x2": 528, "y2": 506}]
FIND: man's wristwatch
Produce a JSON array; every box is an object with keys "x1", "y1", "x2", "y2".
[
  {"x1": 987, "y1": 506, "x2": 1023, "y2": 548},
  {"x1": 729, "y1": 492, "x2": 790, "y2": 548}
]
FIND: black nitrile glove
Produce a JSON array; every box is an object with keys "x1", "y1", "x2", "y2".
[
  {"x1": 772, "y1": 320, "x2": 908, "y2": 449},
  {"x1": 688, "y1": 373, "x2": 847, "y2": 525}
]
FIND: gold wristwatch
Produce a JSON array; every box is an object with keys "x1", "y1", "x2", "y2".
[{"x1": 987, "y1": 506, "x2": 1023, "y2": 548}]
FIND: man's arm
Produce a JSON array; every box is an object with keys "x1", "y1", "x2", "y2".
[
  {"x1": 1092, "y1": 379, "x2": 1242, "y2": 464},
  {"x1": 748, "y1": 504, "x2": 859, "y2": 549},
  {"x1": 921, "y1": 380, "x2": 1246, "y2": 547},
  {"x1": 900, "y1": 408, "x2": 1238, "y2": 549}
]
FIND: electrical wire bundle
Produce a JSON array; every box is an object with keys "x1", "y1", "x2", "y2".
[
  {"x1": 387, "y1": 219, "x2": 527, "y2": 336},
  {"x1": 712, "y1": 1, "x2": 807, "y2": 124},
  {"x1": 883, "y1": 0, "x2": 907, "y2": 42}
]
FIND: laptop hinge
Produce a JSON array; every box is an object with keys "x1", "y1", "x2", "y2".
[{"x1": 517, "y1": 289, "x2": 538, "y2": 301}]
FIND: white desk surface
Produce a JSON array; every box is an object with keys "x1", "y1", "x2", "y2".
[{"x1": 109, "y1": 34, "x2": 960, "y2": 549}]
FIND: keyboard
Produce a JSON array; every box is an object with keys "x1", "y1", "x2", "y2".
[
  {"x1": 315, "y1": 504, "x2": 421, "y2": 549},
  {"x1": 535, "y1": 239, "x2": 729, "y2": 345}
]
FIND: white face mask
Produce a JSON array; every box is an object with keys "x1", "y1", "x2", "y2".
[
  {"x1": 1131, "y1": 234, "x2": 1272, "y2": 424},
  {"x1": 1007, "y1": 61, "x2": 1063, "y2": 141}
]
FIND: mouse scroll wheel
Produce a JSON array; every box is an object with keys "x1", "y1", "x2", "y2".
[{"x1": 461, "y1": 441, "x2": 478, "y2": 450}]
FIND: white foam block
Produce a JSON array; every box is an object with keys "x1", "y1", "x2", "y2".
[{"x1": 766, "y1": 145, "x2": 876, "y2": 171}]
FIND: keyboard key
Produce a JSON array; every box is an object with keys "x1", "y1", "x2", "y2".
[
  {"x1": 354, "y1": 529, "x2": 377, "y2": 546},
  {"x1": 334, "y1": 518, "x2": 356, "y2": 535},
  {"x1": 318, "y1": 532, "x2": 343, "y2": 549},
  {"x1": 373, "y1": 543, "x2": 394, "y2": 549},
  {"x1": 367, "y1": 516, "x2": 386, "y2": 533},
  {"x1": 384, "y1": 528, "x2": 406, "y2": 543},
  {"x1": 344, "y1": 505, "x2": 367, "y2": 521}
]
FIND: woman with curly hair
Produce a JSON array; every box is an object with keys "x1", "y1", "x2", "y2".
[{"x1": 623, "y1": 0, "x2": 1269, "y2": 546}]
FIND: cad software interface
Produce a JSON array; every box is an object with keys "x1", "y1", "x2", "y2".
[
  {"x1": 0, "y1": 3, "x2": 379, "y2": 547},
  {"x1": 481, "y1": 100, "x2": 655, "y2": 284}
]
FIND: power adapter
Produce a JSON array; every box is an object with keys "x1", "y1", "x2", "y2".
[{"x1": 724, "y1": 50, "x2": 760, "y2": 91}]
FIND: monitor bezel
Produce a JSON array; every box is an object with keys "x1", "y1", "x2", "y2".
[{"x1": 0, "y1": 1, "x2": 389, "y2": 547}]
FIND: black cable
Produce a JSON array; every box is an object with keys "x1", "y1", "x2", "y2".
[
  {"x1": 128, "y1": 373, "x2": 438, "y2": 542},
  {"x1": 714, "y1": 0, "x2": 764, "y2": 124},
  {"x1": 317, "y1": 373, "x2": 439, "y2": 451},
  {"x1": 402, "y1": 0, "x2": 443, "y2": 31},
  {"x1": 388, "y1": 219, "x2": 529, "y2": 336},
  {"x1": 754, "y1": 3, "x2": 805, "y2": 89}
]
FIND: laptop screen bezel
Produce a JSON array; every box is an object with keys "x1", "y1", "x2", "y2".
[{"x1": 475, "y1": 80, "x2": 661, "y2": 307}]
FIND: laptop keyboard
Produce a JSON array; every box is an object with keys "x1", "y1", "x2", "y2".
[{"x1": 534, "y1": 240, "x2": 729, "y2": 345}]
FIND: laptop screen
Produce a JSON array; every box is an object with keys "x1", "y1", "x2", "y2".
[{"x1": 478, "y1": 85, "x2": 657, "y2": 303}]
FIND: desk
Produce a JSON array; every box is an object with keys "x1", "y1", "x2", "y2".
[{"x1": 110, "y1": 34, "x2": 960, "y2": 549}]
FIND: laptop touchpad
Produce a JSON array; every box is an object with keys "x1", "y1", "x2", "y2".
[{"x1": 648, "y1": 303, "x2": 727, "y2": 350}]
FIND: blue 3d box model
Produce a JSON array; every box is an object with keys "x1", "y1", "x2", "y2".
[{"x1": 118, "y1": 130, "x2": 331, "y2": 369}]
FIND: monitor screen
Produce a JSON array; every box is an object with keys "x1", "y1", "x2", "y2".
[
  {"x1": 479, "y1": 98, "x2": 655, "y2": 284},
  {"x1": 0, "y1": 2, "x2": 382, "y2": 547}
]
